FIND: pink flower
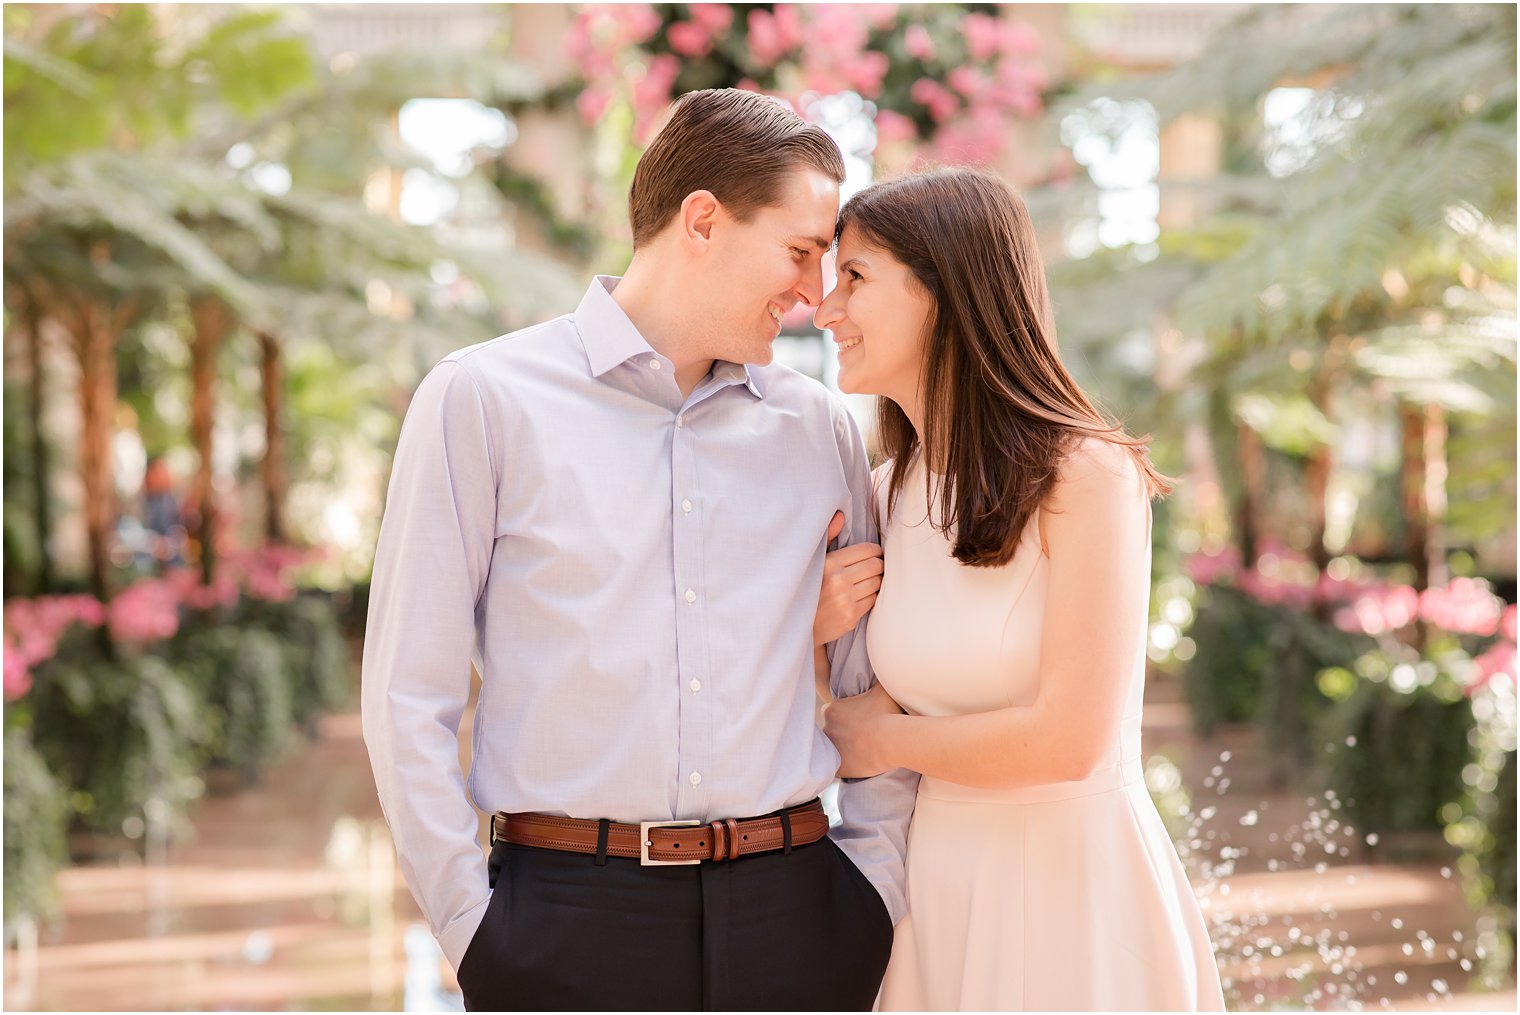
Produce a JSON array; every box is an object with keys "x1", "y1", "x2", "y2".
[
  {"x1": 1418, "y1": 577, "x2": 1503, "y2": 636},
  {"x1": 858, "y1": 3, "x2": 899, "y2": 31},
  {"x1": 668, "y1": 22, "x2": 713, "y2": 58},
  {"x1": 747, "y1": 6, "x2": 804, "y2": 68},
  {"x1": 962, "y1": 12, "x2": 1001, "y2": 62},
  {"x1": 565, "y1": 14, "x2": 595, "y2": 62},
  {"x1": 903, "y1": 24, "x2": 936, "y2": 61},
  {"x1": 930, "y1": 116, "x2": 1004, "y2": 168},
  {"x1": 108, "y1": 579, "x2": 181, "y2": 644},
  {"x1": 1184, "y1": 548, "x2": 1241, "y2": 586},
  {"x1": 690, "y1": 3, "x2": 734, "y2": 35},
  {"x1": 1470, "y1": 641, "x2": 1517, "y2": 695},
  {"x1": 630, "y1": 54, "x2": 680, "y2": 139},
  {"x1": 3, "y1": 594, "x2": 107, "y2": 670},
  {"x1": 1383, "y1": 585, "x2": 1420, "y2": 629},
  {"x1": 1502, "y1": 605, "x2": 1517, "y2": 642},
  {"x1": 1338, "y1": 584, "x2": 1421, "y2": 636},
  {"x1": 579, "y1": 46, "x2": 617, "y2": 81},
  {"x1": 847, "y1": 51, "x2": 890, "y2": 98},
  {"x1": 874, "y1": 108, "x2": 918, "y2": 144},
  {"x1": 910, "y1": 78, "x2": 959, "y2": 123},
  {"x1": 609, "y1": 4, "x2": 662, "y2": 47},
  {"x1": 802, "y1": 59, "x2": 848, "y2": 97},
  {"x1": 948, "y1": 66, "x2": 988, "y2": 100},
  {"x1": 165, "y1": 566, "x2": 238, "y2": 613},
  {"x1": 577, "y1": 88, "x2": 613, "y2": 126},
  {"x1": 1236, "y1": 568, "x2": 1314, "y2": 611},
  {"x1": 998, "y1": 20, "x2": 1042, "y2": 56},
  {"x1": 247, "y1": 569, "x2": 297, "y2": 604},
  {"x1": 3, "y1": 642, "x2": 31, "y2": 702},
  {"x1": 810, "y1": 5, "x2": 869, "y2": 57}
]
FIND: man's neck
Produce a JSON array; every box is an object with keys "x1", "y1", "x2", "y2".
[{"x1": 611, "y1": 261, "x2": 715, "y2": 399}]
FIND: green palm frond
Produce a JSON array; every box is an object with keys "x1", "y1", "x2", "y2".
[{"x1": 6, "y1": 150, "x2": 267, "y2": 309}]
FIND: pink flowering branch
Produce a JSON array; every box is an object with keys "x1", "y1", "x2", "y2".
[
  {"x1": 1, "y1": 542, "x2": 325, "y2": 698},
  {"x1": 565, "y1": 3, "x2": 1047, "y2": 162}
]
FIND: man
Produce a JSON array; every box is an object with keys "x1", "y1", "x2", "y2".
[{"x1": 362, "y1": 88, "x2": 915, "y2": 1011}]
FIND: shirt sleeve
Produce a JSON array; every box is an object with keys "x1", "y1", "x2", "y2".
[
  {"x1": 823, "y1": 399, "x2": 919, "y2": 926},
  {"x1": 361, "y1": 358, "x2": 498, "y2": 971}
]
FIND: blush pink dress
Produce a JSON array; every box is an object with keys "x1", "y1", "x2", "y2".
[{"x1": 868, "y1": 455, "x2": 1224, "y2": 1011}]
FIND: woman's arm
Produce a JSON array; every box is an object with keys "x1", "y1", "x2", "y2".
[{"x1": 824, "y1": 440, "x2": 1150, "y2": 786}]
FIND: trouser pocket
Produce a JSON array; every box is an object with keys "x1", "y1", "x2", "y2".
[{"x1": 456, "y1": 842, "x2": 511, "y2": 1010}]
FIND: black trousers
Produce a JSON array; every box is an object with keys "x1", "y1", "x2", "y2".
[{"x1": 455, "y1": 834, "x2": 894, "y2": 1011}]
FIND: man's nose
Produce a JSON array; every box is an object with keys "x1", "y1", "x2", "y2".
[{"x1": 793, "y1": 261, "x2": 824, "y2": 310}]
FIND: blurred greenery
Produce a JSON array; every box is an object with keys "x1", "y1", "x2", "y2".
[
  {"x1": 1048, "y1": 2, "x2": 1516, "y2": 573},
  {"x1": 1322, "y1": 651, "x2": 1476, "y2": 844}
]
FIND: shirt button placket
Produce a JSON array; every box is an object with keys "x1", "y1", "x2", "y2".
[{"x1": 671, "y1": 403, "x2": 709, "y2": 813}]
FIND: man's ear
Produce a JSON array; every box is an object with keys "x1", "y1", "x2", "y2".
[{"x1": 678, "y1": 189, "x2": 722, "y2": 249}]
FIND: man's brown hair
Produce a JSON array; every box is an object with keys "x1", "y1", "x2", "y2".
[
  {"x1": 629, "y1": 88, "x2": 846, "y2": 248},
  {"x1": 838, "y1": 168, "x2": 1172, "y2": 568}
]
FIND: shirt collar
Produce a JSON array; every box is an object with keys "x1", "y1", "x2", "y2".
[{"x1": 573, "y1": 276, "x2": 766, "y2": 399}]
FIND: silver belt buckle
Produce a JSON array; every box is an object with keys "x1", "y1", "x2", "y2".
[{"x1": 639, "y1": 819, "x2": 703, "y2": 866}]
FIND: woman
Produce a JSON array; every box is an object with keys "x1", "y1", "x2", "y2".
[{"x1": 812, "y1": 168, "x2": 1224, "y2": 1011}]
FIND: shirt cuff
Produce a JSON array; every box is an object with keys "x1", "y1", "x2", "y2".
[
  {"x1": 865, "y1": 869, "x2": 908, "y2": 927},
  {"x1": 437, "y1": 892, "x2": 492, "y2": 973}
]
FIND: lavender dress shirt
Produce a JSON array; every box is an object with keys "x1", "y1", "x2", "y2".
[{"x1": 362, "y1": 276, "x2": 917, "y2": 971}]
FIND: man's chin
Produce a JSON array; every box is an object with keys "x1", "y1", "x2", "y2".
[{"x1": 733, "y1": 343, "x2": 775, "y2": 367}]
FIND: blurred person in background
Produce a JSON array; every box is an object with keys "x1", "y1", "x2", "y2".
[
  {"x1": 813, "y1": 168, "x2": 1225, "y2": 1011},
  {"x1": 363, "y1": 88, "x2": 915, "y2": 1012},
  {"x1": 121, "y1": 454, "x2": 186, "y2": 573}
]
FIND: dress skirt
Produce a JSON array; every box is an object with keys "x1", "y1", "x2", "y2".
[{"x1": 877, "y1": 762, "x2": 1225, "y2": 1012}]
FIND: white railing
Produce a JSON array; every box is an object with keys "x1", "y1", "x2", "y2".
[
  {"x1": 1079, "y1": 4, "x2": 1248, "y2": 66},
  {"x1": 307, "y1": 3, "x2": 507, "y2": 59}
]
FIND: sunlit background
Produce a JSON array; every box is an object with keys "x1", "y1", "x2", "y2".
[{"x1": 3, "y1": 4, "x2": 1515, "y2": 1011}]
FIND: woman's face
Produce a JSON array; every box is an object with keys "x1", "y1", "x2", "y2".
[{"x1": 814, "y1": 223, "x2": 934, "y2": 407}]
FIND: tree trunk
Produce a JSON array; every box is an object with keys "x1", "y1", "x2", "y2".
[
  {"x1": 70, "y1": 297, "x2": 123, "y2": 603},
  {"x1": 19, "y1": 284, "x2": 55, "y2": 593},
  {"x1": 1400, "y1": 400, "x2": 1448, "y2": 593},
  {"x1": 189, "y1": 296, "x2": 230, "y2": 585},
  {"x1": 1305, "y1": 337, "x2": 1347, "y2": 622},
  {"x1": 257, "y1": 330, "x2": 287, "y2": 544},
  {"x1": 1235, "y1": 420, "x2": 1266, "y2": 570}
]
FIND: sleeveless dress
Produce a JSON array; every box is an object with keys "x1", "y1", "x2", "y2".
[{"x1": 868, "y1": 455, "x2": 1224, "y2": 1011}]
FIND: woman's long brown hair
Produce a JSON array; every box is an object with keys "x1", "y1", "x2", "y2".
[{"x1": 837, "y1": 168, "x2": 1172, "y2": 567}]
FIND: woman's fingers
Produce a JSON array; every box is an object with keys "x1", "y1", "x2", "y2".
[
  {"x1": 829, "y1": 541, "x2": 883, "y2": 568},
  {"x1": 826, "y1": 568, "x2": 882, "y2": 604},
  {"x1": 841, "y1": 555, "x2": 884, "y2": 583}
]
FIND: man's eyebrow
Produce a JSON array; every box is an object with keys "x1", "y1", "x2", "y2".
[{"x1": 790, "y1": 234, "x2": 831, "y2": 250}]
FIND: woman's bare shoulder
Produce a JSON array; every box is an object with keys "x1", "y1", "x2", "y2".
[{"x1": 1048, "y1": 437, "x2": 1146, "y2": 512}]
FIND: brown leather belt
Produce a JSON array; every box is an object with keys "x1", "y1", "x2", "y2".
[{"x1": 493, "y1": 799, "x2": 829, "y2": 866}]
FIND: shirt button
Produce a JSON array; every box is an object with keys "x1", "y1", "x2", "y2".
[
  {"x1": 689, "y1": 771, "x2": 702, "y2": 786},
  {"x1": 685, "y1": 588, "x2": 697, "y2": 604},
  {"x1": 676, "y1": 414, "x2": 684, "y2": 428},
  {"x1": 649, "y1": 358, "x2": 661, "y2": 370},
  {"x1": 689, "y1": 678, "x2": 702, "y2": 693},
  {"x1": 681, "y1": 499, "x2": 693, "y2": 514}
]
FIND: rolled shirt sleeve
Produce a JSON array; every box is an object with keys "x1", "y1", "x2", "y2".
[
  {"x1": 361, "y1": 358, "x2": 499, "y2": 971},
  {"x1": 824, "y1": 400, "x2": 919, "y2": 926}
]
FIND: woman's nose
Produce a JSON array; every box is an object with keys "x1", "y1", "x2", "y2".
[{"x1": 814, "y1": 285, "x2": 843, "y2": 331}]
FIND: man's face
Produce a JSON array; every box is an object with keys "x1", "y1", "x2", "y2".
[{"x1": 701, "y1": 168, "x2": 840, "y2": 366}]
